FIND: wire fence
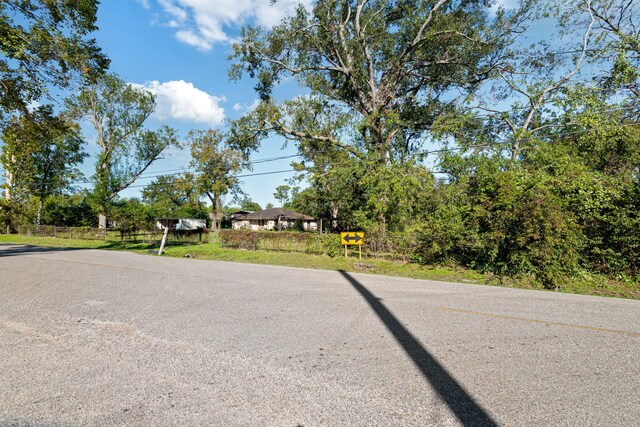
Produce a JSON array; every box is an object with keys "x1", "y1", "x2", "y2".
[
  {"x1": 14, "y1": 225, "x2": 209, "y2": 244},
  {"x1": 10, "y1": 226, "x2": 419, "y2": 261},
  {"x1": 218, "y1": 229, "x2": 419, "y2": 262}
]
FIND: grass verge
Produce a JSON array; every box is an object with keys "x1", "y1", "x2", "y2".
[{"x1": 1, "y1": 234, "x2": 637, "y2": 299}]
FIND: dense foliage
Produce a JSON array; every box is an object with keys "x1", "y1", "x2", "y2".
[{"x1": 0, "y1": 0, "x2": 109, "y2": 121}]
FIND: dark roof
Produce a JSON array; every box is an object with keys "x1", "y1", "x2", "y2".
[
  {"x1": 229, "y1": 210, "x2": 252, "y2": 219},
  {"x1": 242, "y1": 207, "x2": 315, "y2": 221}
]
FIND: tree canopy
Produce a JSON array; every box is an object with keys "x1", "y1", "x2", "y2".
[
  {"x1": 1, "y1": 105, "x2": 86, "y2": 223},
  {"x1": 0, "y1": 0, "x2": 109, "y2": 121},
  {"x1": 229, "y1": 0, "x2": 523, "y2": 163}
]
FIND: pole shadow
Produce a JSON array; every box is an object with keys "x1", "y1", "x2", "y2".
[{"x1": 339, "y1": 270, "x2": 498, "y2": 427}]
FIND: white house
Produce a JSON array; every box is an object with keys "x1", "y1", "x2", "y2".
[{"x1": 231, "y1": 208, "x2": 317, "y2": 231}]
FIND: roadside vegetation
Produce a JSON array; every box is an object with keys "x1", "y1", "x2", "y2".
[{"x1": 1, "y1": 1, "x2": 638, "y2": 296}]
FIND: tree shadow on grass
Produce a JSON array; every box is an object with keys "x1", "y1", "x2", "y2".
[
  {"x1": 339, "y1": 270, "x2": 498, "y2": 427},
  {"x1": 96, "y1": 241, "x2": 157, "y2": 251}
]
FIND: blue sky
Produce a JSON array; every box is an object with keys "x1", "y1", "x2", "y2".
[{"x1": 83, "y1": 0, "x2": 314, "y2": 208}]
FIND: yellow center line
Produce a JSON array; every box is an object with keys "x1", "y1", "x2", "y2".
[{"x1": 437, "y1": 307, "x2": 640, "y2": 338}]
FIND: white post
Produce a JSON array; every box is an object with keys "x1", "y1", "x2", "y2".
[{"x1": 158, "y1": 225, "x2": 169, "y2": 255}]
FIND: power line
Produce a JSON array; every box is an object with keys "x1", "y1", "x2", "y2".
[
  {"x1": 134, "y1": 153, "x2": 303, "y2": 179},
  {"x1": 3, "y1": 119, "x2": 637, "y2": 190},
  {"x1": 126, "y1": 119, "x2": 640, "y2": 183},
  {"x1": 126, "y1": 169, "x2": 300, "y2": 190}
]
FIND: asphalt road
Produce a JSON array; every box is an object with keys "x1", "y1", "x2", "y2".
[{"x1": 0, "y1": 244, "x2": 639, "y2": 426}]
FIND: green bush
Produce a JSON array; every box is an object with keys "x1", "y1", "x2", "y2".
[
  {"x1": 219, "y1": 230, "x2": 342, "y2": 256},
  {"x1": 219, "y1": 230, "x2": 260, "y2": 250},
  {"x1": 110, "y1": 198, "x2": 156, "y2": 233},
  {"x1": 414, "y1": 167, "x2": 583, "y2": 288},
  {"x1": 307, "y1": 233, "x2": 342, "y2": 257},
  {"x1": 41, "y1": 195, "x2": 97, "y2": 227}
]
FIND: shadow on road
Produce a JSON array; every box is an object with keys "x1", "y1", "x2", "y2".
[
  {"x1": 339, "y1": 270, "x2": 498, "y2": 427},
  {"x1": 0, "y1": 242, "x2": 161, "y2": 258},
  {"x1": 0, "y1": 244, "x2": 86, "y2": 258}
]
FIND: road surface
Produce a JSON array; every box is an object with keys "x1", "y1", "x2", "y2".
[{"x1": 1, "y1": 244, "x2": 639, "y2": 426}]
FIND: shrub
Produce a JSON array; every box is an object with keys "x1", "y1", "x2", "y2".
[
  {"x1": 219, "y1": 230, "x2": 260, "y2": 250},
  {"x1": 219, "y1": 230, "x2": 342, "y2": 256},
  {"x1": 414, "y1": 167, "x2": 583, "y2": 288}
]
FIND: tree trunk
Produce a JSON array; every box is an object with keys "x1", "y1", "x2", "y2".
[
  {"x1": 98, "y1": 213, "x2": 107, "y2": 229},
  {"x1": 4, "y1": 164, "x2": 13, "y2": 200},
  {"x1": 207, "y1": 192, "x2": 222, "y2": 231},
  {"x1": 3, "y1": 182, "x2": 11, "y2": 200},
  {"x1": 36, "y1": 199, "x2": 43, "y2": 225},
  {"x1": 511, "y1": 139, "x2": 521, "y2": 162},
  {"x1": 96, "y1": 156, "x2": 110, "y2": 230},
  {"x1": 331, "y1": 205, "x2": 339, "y2": 231}
]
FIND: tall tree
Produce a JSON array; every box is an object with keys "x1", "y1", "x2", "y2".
[
  {"x1": 239, "y1": 195, "x2": 262, "y2": 211},
  {"x1": 428, "y1": 0, "x2": 600, "y2": 164},
  {"x1": 273, "y1": 185, "x2": 291, "y2": 207},
  {"x1": 229, "y1": 0, "x2": 523, "y2": 230},
  {"x1": 142, "y1": 173, "x2": 206, "y2": 218},
  {"x1": 0, "y1": 0, "x2": 109, "y2": 121},
  {"x1": 229, "y1": 0, "x2": 522, "y2": 160},
  {"x1": 67, "y1": 74, "x2": 178, "y2": 228},
  {"x1": 1, "y1": 105, "x2": 86, "y2": 223},
  {"x1": 562, "y1": 0, "x2": 639, "y2": 87},
  {"x1": 188, "y1": 129, "x2": 246, "y2": 231},
  {"x1": 463, "y1": 0, "x2": 635, "y2": 153}
]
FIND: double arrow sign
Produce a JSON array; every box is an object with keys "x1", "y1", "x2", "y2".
[{"x1": 341, "y1": 232, "x2": 365, "y2": 245}]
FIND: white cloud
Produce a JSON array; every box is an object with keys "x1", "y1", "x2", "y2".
[
  {"x1": 156, "y1": 0, "x2": 312, "y2": 49},
  {"x1": 232, "y1": 99, "x2": 260, "y2": 113},
  {"x1": 159, "y1": 0, "x2": 188, "y2": 24},
  {"x1": 137, "y1": 0, "x2": 151, "y2": 9},
  {"x1": 491, "y1": 0, "x2": 520, "y2": 13},
  {"x1": 175, "y1": 30, "x2": 212, "y2": 51},
  {"x1": 140, "y1": 80, "x2": 226, "y2": 126}
]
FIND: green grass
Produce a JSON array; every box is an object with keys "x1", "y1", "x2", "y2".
[{"x1": 1, "y1": 234, "x2": 638, "y2": 299}]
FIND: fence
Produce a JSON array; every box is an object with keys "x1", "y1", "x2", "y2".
[
  {"x1": 13, "y1": 226, "x2": 419, "y2": 261},
  {"x1": 17, "y1": 225, "x2": 108, "y2": 240},
  {"x1": 218, "y1": 229, "x2": 419, "y2": 261},
  {"x1": 15, "y1": 225, "x2": 209, "y2": 244}
]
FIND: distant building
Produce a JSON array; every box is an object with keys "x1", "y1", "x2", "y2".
[{"x1": 230, "y1": 207, "x2": 317, "y2": 231}]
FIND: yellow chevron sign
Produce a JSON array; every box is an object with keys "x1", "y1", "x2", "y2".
[{"x1": 341, "y1": 231, "x2": 365, "y2": 245}]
